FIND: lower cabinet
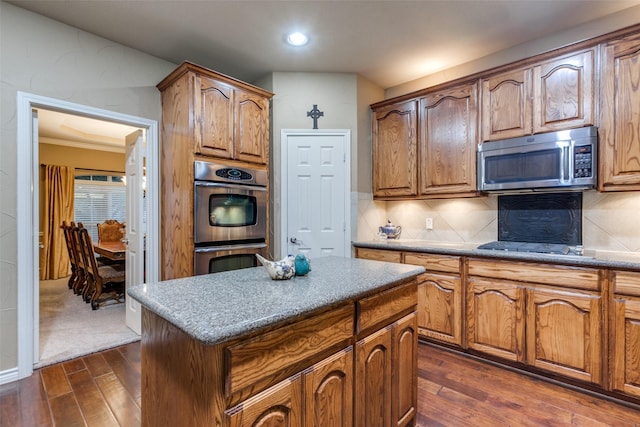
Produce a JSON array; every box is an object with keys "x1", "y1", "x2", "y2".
[
  {"x1": 467, "y1": 276, "x2": 525, "y2": 362},
  {"x1": 404, "y1": 253, "x2": 463, "y2": 347},
  {"x1": 527, "y1": 287, "x2": 602, "y2": 384},
  {"x1": 226, "y1": 280, "x2": 418, "y2": 427},
  {"x1": 612, "y1": 271, "x2": 640, "y2": 398},
  {"x1": 227, "y1": 375, "x2": 303, "y2": 427},
  {"x1": 227, "y1": 347, "x2": 355, "y2": 427},
  {"x1": 467, "y1": 258, "x2": 603, "y2": 385},
  {"x1": 304, "y1": 348, "x2": 354, "y2": 427},
  {"x1": 355, "y1": 312, "x2": 417, "y2": 427}
]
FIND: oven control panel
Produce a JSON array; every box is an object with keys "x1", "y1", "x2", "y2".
[{"x1": 216, "y1": 168, "x2": 253, "y2": 181}]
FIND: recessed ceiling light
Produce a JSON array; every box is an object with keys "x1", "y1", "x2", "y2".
[{"x1": 286, "y1": 32, "x2": 309, "y2": 47}]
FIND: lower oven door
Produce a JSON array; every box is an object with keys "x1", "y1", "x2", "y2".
[{"x1": 194, "y1": 242, "x2": 267, "y2": 276}]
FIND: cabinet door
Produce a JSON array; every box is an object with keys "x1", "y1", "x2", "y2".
[
  {"x1": 419, "y1": 82, "x2": 478, "y2": 196},
  {"x1": 612, "y1": 296, "x2": 640, "y2": 397},
  {"x1": 481, "y1": 68, "x2": 532, "y2": 141},
  {"x1": 303, "y1": 347, "x2": 353, "y2": 427},
  {"x1": 196, "y1": 76, "x2": 234, "y2": 159},
  {"x1": 355, "y1": 326, "x2": 392, "y2": 427},
  {"x1": 467, "y1": 277, "x2": 525, "y2": 362},
  {"x1": 532, "y1": 49, "x2": 594, "y2": 133},
  {"x1": 526, "y1": 288, "x2": 602, "y2": 385},
  {"x1": 600, "y1": 33, "x2": 640, "y2": 191},
  {"x1": 372, "y1": 100, "x2": 418, "y2": 198},
  {"x1": 391, "y1": 313, "x2": 417, "y2": 427},
  {"x1": 235, "y1": 89, "x2": 269, "y2": 165},
  {"x1": 227, "y1": 375, "x2": 302, "y2": 427},
  {"x1": 417, "y1": 273, "x2": 462, "y2": 346}
]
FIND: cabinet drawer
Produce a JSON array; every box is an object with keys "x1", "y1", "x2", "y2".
[
  {"x1": 357, "y1": 280, "x2": 417, "y2": 335},
  {"x1": 468, "y1": 258, "x2": 600, "y2": 291},
  {"x1": 356, "y1": 247, "x2": 402, "y2": 263},
  {"x1": 226, "y1": 304, "x2": 354, "y2": 396},
  {"x1": 613, "y1": 270, "x2": 640, "y2": 297},
  {"x1": 404, "y1": 252, "x2": 460, "y2": 274}
]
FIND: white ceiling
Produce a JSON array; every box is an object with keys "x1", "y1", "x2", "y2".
[{"x1": 12, "y1": 0, "x2": 640, "y2": 148}]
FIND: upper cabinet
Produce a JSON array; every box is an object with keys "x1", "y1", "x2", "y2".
[
  {"x1": 372, "y1": 100, "x2": 418, "y2": 198},
  {"x1": 481, "y1": 68, "x2": 532, "y2": 141},
  {"x1": 156, "y1": 62, "x2": 273, "y2": 280},
  {"x1": 372, "y1": 82, "x2": 479, "y2": 200},
  {"x1": 481, "y1": 49, "x2": 595, "y2": 142},
  {"x1": 419, "y1": 82, "x2": 478, "y2": 196},
  {"x1": 599, "y1": 33, "x2": 640, "y2": 191},
  {"x1": 159, "y1": 61, "x2": 273, "y2": 165}
]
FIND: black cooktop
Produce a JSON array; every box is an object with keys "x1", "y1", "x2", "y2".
[{"x1": 477, "y1": 240, "x2": 571, "y2": 255}]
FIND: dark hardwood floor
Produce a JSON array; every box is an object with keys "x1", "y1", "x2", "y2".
[{"x1": 1, "y1": 341, "x2": 639, "y2": 426}]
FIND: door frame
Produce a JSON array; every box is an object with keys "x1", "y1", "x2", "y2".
[
  {"x1": 15, "y1": 91, "x2": 160, "y2": 381},
  {"x1": 279, "y1": 129, "x2": 351, "y2": 259}
]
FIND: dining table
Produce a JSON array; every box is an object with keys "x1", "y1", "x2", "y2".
[{"x1": 93, "y1": 241, "x2": 126, "y2": 262}]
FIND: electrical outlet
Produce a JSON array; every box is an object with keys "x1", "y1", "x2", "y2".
[{"x1": 425, "y1": 218, "x2": 433, "y2": 230}]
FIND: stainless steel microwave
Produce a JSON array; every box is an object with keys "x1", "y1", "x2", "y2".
[{"x1": 477, "y1": 126, "x2": 597, "y2": 193}]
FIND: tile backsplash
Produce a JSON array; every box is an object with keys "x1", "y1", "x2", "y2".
[{"x1": 356, "y1": 191, "x2": 640, "y2": 253}]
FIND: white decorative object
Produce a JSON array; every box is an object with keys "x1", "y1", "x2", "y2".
[{"x1": 255, "y1": 254, "x2": 296, "y2": 280}]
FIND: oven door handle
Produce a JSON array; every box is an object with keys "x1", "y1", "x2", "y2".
[
  {"x1": 194, "y1": 242, "x2": 267, "y2": 253},
  {"x1": 194, "y1": 181, "x2": 266, "y2": 191}
]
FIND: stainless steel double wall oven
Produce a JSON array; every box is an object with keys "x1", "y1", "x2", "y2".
[{"x1": 193, "y1": 160, "x2": 267, "y2": 275}]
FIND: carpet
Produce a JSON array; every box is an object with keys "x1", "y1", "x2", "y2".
[{"x1": 37, "y1": 277, "x2": 140, "y2": 368}]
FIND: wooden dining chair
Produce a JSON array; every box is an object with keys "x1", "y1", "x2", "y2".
[
  {"x1": 97, "y1": 219, "x2": 125, "y2": 243},
  {"x1": 68, "y1": 221, "x2": 90, "y2": 296},
  {"x1": 77, "y1": 223, "x2": 126, "y2": 310},
  {"x1": 60, "y1": 221, "x2": 80, "y2": 291}
]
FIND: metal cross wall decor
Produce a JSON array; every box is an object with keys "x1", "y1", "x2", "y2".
[{"x1": 307, "y1": 104, "x2": 324, "y2": 129}]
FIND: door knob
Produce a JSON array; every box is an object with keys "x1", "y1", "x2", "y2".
[{"x1": 290, "y1": 237, "x2": 300, "y2": 244}]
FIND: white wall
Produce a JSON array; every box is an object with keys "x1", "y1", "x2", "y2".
[
  {"x1": 0, "y1": 2, "x2": 176, "y2": 372},
  {"x1": 266, "y1": 72, "x2": 359, "y2": 257}
]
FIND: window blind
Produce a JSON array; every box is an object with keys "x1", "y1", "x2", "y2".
[{"x1": 74, "y1": 176, "x2": 126, "y2": 242}]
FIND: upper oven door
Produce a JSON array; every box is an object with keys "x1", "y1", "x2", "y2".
[{"x1": 194, "y1": 182, "x2": 267, "y2": 244}]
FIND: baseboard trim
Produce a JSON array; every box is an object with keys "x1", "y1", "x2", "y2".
[{"x1": 0, "y1": 367, "x2": 20, "y2": 385}]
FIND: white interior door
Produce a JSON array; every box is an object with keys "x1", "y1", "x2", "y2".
[
  {"x1": 283, "y1": 130, "x2": 351, "y2": 259},
  {"x1": 125, "y1": 130, "x2": 144, "y2": 334}
]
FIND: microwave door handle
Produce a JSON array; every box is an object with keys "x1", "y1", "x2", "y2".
[{"x1": 561, "y1": 144, "x2": 570, "y2": 182}]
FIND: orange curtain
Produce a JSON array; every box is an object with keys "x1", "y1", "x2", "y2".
[{"x1": 40, "y1": 165, "x2": 75, "y2": 280}]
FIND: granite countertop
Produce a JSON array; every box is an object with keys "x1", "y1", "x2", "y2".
[
  {"x1": 128, "y1": 256, "x2": 425, "y2": 345},
  {"x1": 353, "y1": 239, "x2": 640, "y2": 271}
]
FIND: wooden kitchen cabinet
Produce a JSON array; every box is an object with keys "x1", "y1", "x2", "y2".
[
  {"x1": 612, "y1": 271, "x2": 640, "y2": 398},
  {"x1": 174, "y1": 63, "x2": 272, "y2": 165},
  {"x1": 404, "y1": 252, "x2": 463, "y2": 347},
  {"x1": 226, "y1": 375, "x2": 303, "y2": 427},
  {"x1": 355, "y1": 326, "x2": 392, "y2": 427},
  {"x1": 303, "y1": 347, "x2": 353, "y2": 427},
  {"x1": 418, "y1": 82, "x2": 478, "y2": 196},
  {"x1": 466, "y1": 276, "x2": 526, "y2": 362},
  {"x1": 481, "y1": 67, "x2": 532, "y2": 141},
  {"x1": 532, "y1": 49, "x2": 594, "y2": 133},
  {"x1": 599, "y1": 33, "x2": 640, "y2": 191},
  {"x1": 372, "y1": 100, "x2": 418, "y2": 198},
  {"x1": 355, "y1": 281, "x2": 418, "y2": 427},
  {"x1": 467, "y1": 258, "x2": 602, "y2": 384},
  {"x1": 156, "y1": 61, "x2": 273, "y2": 280},
  {"x1": 526, "y1": 287, "x2": 602, "y2": 385},
  {"x1": 391, "y1": 313, "x2": 418, "y2": 427},
  {"x1": 481, "y1": 49, "x2": 594, "y2": 141}
]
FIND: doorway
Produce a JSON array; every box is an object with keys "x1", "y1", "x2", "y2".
[
  {"x1": 279, "y1": 129, "x2": 351, "y2": 259},
  {"x1": 15, "y1": 92, "x2": 160, "y2": 381},
  {"x1": 37, "y1": 109, "x2": 137, "y2": 367}
]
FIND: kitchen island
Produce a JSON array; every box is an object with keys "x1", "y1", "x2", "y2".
[{"x1": 128, "y1": 256, "x2": 425, "y2": 427}]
